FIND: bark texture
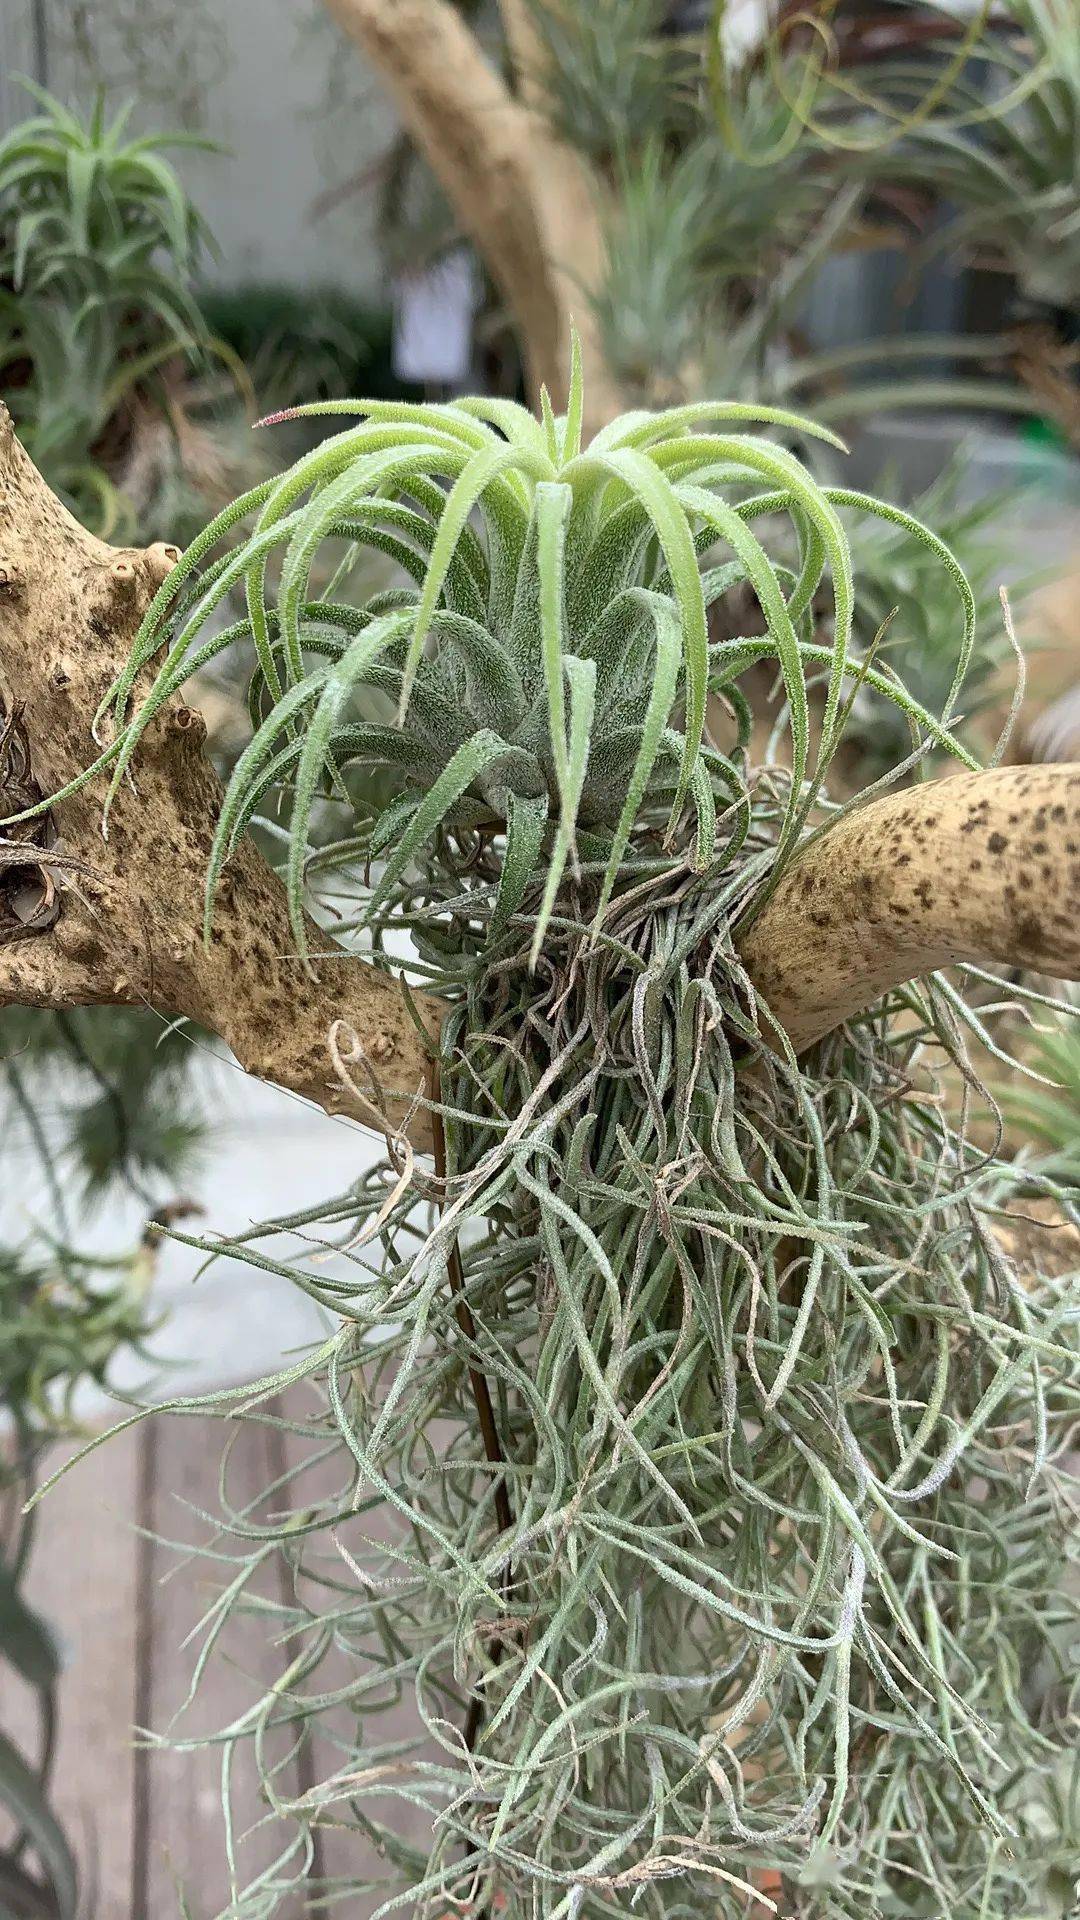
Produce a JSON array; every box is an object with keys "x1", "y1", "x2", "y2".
[
  {"x1": 322, "y1": 0, "x2": 623, "y2": 430},
  {"x1": 0, "y1": 404, "x2": 440, "y2": 1145},
  {"x1": 738, "y1": 764, "x2": 1080, "y2": 1049}
]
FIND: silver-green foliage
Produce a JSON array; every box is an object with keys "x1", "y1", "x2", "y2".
[
  {"x1": 0, "y1": 84, "x2": 211, "y2": 533},
  {"x1": 86, "y1": 346, "x2": 982, "y2": 983},
  {"x1": 843, "y1": 459, "x2": 1040, "y2": 781},
  {"x1": 817, "y1": 0, "x2": 1080, "y2": 312},
  {"x1": 41, "y1": 372, "x2": 1079, "y2": 1918}
]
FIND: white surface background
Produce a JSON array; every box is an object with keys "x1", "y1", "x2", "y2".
[{"x1": 0, "y1": 1054, "x2": 388, "y2": 1412}]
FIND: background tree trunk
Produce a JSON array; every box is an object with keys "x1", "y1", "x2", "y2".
[{"x1": 321, "y1": 0, "x2": 624, "y2": 430}]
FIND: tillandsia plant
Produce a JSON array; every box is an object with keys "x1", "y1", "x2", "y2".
[
  {"x1": 17, "y1": 358, "x2": 1079, "y2": 1918},
  {"x1": 839, "y1": 460, "x2": 1043, "y2": 785},
  {"x1": 0, "y1": 1014, "x2": 197, "y2": 1920},
  {"x1": 1004, "y1": 1013, "x2": 1080, "y2": 1181},
  {"x1": 815, "y1": 0, "x2": 1080, "y2": 318},
  {"x1": 0, "y1": 85, "x2": 250, "y2": 541}
]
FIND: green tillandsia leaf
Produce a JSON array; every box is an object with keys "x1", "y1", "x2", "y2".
[
  {"x1": 400, "y1": 440, "x2": 554, "y2": 718},
  {"x1": 430, "y1": 612, "x2": 525, "y2": 736},
  {"x1": 535, "y1": 481, "x2": 575, "y2": 827},
  {"x1": 277, "y1": 465, "x2": 413, "y2": 686},
  {"x1": 0, "y1": 1728, "x2": 78, "y2": 1920},
  {"x1": 566, "y1": 446, "x2": 708, "y2": 825},
  {"x1": 609, "y1": 397, "x2": 847, "y2": 454},
  {"x1": 678, "y1": 483, "x2": 810, "y2": 855},
  {"x1": 688, "y1": 744, "x2": 718, "y2": 872},
  {"x1": 204, "y1": 669, "x2": 335, "y2": 941},
  {"x1": 561, "y1": 322, "x2": 585, "y2": 463},
  {"x1": 284, "y1": 614, "x2": 416, "y2": 960},
  {"x1": 366, "y1": 731, "x2": 538, "y2": 924},
  {"x1": 660, "y1": 431, "x2": 854, "y2": 767},
  {"x1": 0, "y1": 1564, "x2": 60, "y2": 1690},
  {"x1": 253, "y1": 393, "x2": 497, "y2": 455},
  {"x1": 822, "y1": 487, "x2": 977, "y2": 734},
  {"x1": 532, "y1": 654, "x2": 597, "y2": 967},
  {"x1": 708, "y1": 633, "x2": 978, "y2": 770},
  {"x1": 491, "y1": 792, "x2": 550, "y2": 943},
  {"x1": 102, "y1": 476, "x2": 279, "y2": 728},
  {"x1": 539, "y1": 384, "x2": 560, "y2": 465},
  {"x1": 592, "y1": 599, "x2": 681, "y2": 933},
  {"x1": 242, "y1": 424, "x2": 475, "y2": 695},
  {"x1": 456, "y1": 394, "x2": 551, "y2": 459}
]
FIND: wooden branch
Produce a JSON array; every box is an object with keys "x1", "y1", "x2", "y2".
[
  {"x1": 322, "y1": 0, "x2": 623, "y2": 431},
  {"x1": 737, "y1": 765, "x2": 1080, "y2": 1050},
  {"x1": 6, "y1": 409, "x2": 1079, "y2": 1159},
  {"x1": 0, "y1": 405, "x2": 441, "y2": 1147}
]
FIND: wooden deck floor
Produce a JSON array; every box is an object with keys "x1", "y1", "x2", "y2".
[{"x1": 7, "y1": 1388, "x2": 428, "y2": 1920}]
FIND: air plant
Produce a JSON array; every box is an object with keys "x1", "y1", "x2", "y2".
[
  {"x1": 592, "y1": 77, "x2": 846, "y2": 405},
  {"x1": 783, "y1": 0, "x2": 1080, "y2": 317},
  {"x1": 40, "y1": 364, "x2": 1078, "y2": 1919},
  {"x1": 521, "y1": 0, "x2": 703, "y2": 160},
  {"x1": 0, "y1": 86, "x2": 247, "y2": 539},
  {"x1": 94, "y1": 344, "x2": 979, "y2": 968},
  {"x1": 1005, "y1": 1014, "x2": 1080, "y2": 1178},
  {"x1": 522, "y1": 0, "x2": 846, "y2": 407},
  {"x1": 840, "y1": 459, "x2": 1042, "y2": 782}
]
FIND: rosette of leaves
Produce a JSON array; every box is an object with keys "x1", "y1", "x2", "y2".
[
  {"x1": 93, "y1": 339, "x2": 981, "y2": 978},
  {"x1": 0, "y1": 85, "x2": 242, "y2": 540}
]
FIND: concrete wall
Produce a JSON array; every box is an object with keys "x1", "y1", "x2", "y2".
[{"x1": 0, "y1": 0, "x2": 397, "y2": 297}]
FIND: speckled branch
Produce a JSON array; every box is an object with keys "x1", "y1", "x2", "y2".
[
  {"x1": 736, "y1": 765, "x2": 1080, "y2": 1050},
  {"x1": 0, "y1": 405, "x2": 441, "y2": 1146}
]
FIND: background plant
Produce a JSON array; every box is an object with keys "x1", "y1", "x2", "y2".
[
  {"x1": 0, "y1": 993, "x2": 205, "y2": 1917},
  {"x1": 1005, "y1": 1014, "x2": 1080, "y2": 1180},
  {"x1": 0, "y1": 85, "x2": 251, "y2": 541},
  {"x1": 819, "y1": 0, "x2": 1080, "y2": 319},
  {"x1": 839, "y1": 458, "x2": 1042, "y2": 783}
]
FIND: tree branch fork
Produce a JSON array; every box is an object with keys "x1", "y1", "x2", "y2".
[
  {"x1": 0, "y1": 404, "x2": 441, "y2": 1145},
  {"x1": 2, "y1": 405, "x2": 1079, "y2": 1161}
]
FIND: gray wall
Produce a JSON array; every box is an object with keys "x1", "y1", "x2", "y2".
[{"x1": 0, "y1": 0, "x2": 398, "y2": 296}]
